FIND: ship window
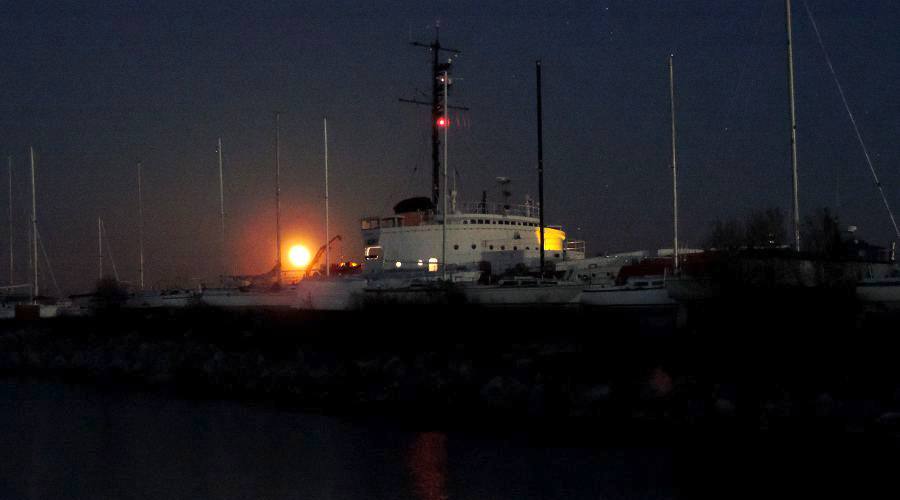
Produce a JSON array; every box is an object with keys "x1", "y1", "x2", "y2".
[
  {"x1": 428, "y1": 257, "x2": 438, "y2": 272},
  {"x1": 513, "y1": 246, "x2": 518, "y2": 250},
  {"x1": 554, "y1": 253, "x2": 560, "y2": 258},
  {"x1": 453, "y1": 244, "x2": 459, "y2": 250},
  {"x1": 500, "y1": 245, "x2": 505, "y2": 250},
  {"x1": 395, "y1": 261, "x2": 402, "y2": 268},
  {"x1": 463, "y1": 220, "x2": 468, "y2": 224},
  {"x1": 471, "y1": 219, "x2": 477, "y2": 224},
  {"x1": 471, "y1": 244, "x2": 477, "y2": 249},
  {"x1": 417, "y1": 259, "x2": 424, "y2": 267},
  {"x1": 489, "y1": 245, "x2": 494, "y2": 250},
  {"x1": 526, "y1": 246, "x2": 530, "y2": 250}
]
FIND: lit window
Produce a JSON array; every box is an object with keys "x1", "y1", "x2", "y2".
[
  {"x1": 428, "y1": 257, "x2": 438, "y2": 272},
  {"x1": 395, "y1": 261, "x2": 402, "y2": 268},
  {"x1": 417, "y1": 259, "x2": 424, "y2": 267}
]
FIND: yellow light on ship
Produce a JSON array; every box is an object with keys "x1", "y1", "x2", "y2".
[{"x1": 288, "y1": 244, "x2": 311, "y2": 268}]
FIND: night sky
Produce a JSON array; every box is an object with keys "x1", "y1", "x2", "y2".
[{"x1": 2, "y1": 0, "x2": 899, "y2": 294}]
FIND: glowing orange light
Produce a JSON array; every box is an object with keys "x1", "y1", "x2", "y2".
[{"x1": 288, "y1": 244, "x2": 311, "y2": 268}]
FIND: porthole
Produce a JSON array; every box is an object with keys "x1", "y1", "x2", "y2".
[
  {"x1": 489, "y1": 245, "x2": 494, "y2": 250},
  {"x1": 471, "y1": 244, "x2": 477, "y2": 249},
  {"x1": 453, "y1": 244, "x2": 459, "y2": 250}
]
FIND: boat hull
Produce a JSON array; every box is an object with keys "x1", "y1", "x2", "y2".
[{"x1": 581, "y1": 286, "x2": 676, "y2": 307}]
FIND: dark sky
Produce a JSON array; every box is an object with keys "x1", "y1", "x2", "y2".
[{"x1": 2, "y1": 0, "x2": 899, "y2": 293}]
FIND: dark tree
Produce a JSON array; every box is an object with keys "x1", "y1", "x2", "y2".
[
  {"x1": 706, "y1": 217, "x2": 744, "y2": 250},
  {"x1": 745, "y1": 208, "x2": 786, "y2": 248},
  {"x1": 801, "y1": 208, "x2": 844, "y2": 258}
]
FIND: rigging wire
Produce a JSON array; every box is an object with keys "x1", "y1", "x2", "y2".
[
  {"x1": 35, "y1": 226, "x2": 62, "y2": 297},
  {"x1": 707, "y1": 1, "x2": 769, "y2": 171},
  {"x1": 802, "y1": 0, "x2": 900, "y2": 239},
  {"x1": 100, "y1": 219, "x2": 120, "y2": 281}
]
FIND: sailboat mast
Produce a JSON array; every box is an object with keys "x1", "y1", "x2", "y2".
[
  {"x1": 441, "y1": 71, "x2": 449, "y2": 280},
  {"x1": 324, "y1": 118, "x2": 330, "y2": 278},
  {"x1": 137, "y1": 161, "x2": 144, "y2": 290},
  {"x1": 7, "y1": 156, "x2": 13, "y2": 285},
  {"x1": 29, "y1": 146, "x2": 37, "y2": 300},
  {"x1": 536, "y1": 60, "x2": 546, "y2": 276},
  {"x1": 98, "y1": 216, "x2": 103, "y2": 281},
  {"x1": 217, "y1": 137, "x2": 226, "y2": 278},
  {"x1": 786, "y1": 0, "x2": 801, "y2": 251},
  {"x1": 274, "y1": 112, "x2": 282, "y2": 284},
  {"x1": 669, "y1": 54, "x2": 679, "y2": 272}
]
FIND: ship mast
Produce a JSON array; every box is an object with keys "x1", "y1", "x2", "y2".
[
  {"x1": 441, "y1": 71, "x2": 449, "y2": 280},
  {"x1": 669, "y1": 55, "x2": 679, "y2": 272},
  {"x1": 401, "y1": 29, "x2": 468, "y2": 210},
  {"x1": 786, "y1": 0, "x2": 801, "y2": 251}
]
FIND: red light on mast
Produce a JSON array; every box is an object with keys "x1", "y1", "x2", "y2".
[{"x1": 436, "y1": 117, "x2": 448, "y2": 127}]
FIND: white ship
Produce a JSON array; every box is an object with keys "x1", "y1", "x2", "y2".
[{"x1": 355, "y1": 35, "x2": 585, "y2": 304}]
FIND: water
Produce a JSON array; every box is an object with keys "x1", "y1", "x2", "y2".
[{"x1": 0, "y1": 380, "x2": 673, "y2": 500}]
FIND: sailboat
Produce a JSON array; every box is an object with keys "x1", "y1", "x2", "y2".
[
  {"x1": 197, "y1": 123, "x2": 301, "y2": 309},
  {"x1": 581, "y1": 56, "x2": 679, "y2": 308},
  {"x1": 295, "y1": 117, "x2": 368, "y2": 310}
]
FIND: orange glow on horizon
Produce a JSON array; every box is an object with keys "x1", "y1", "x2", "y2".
[{"x1": 288, "y1": 244, "x2": 312, "y2": 268}]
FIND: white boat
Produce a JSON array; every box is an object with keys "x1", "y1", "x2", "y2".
[
  {"x1": 125, "y1": 289, "x2": 196, "y2": 308},
  {"x1": 296, "y1": 278, "x2": 368, "y2": 310},
  {"x1": 857, "y1": 270, "x2": 900, "y2": 309},
  {"x1": 462, "y1": 277, "x2": 583, "y2": 306},
  {"x1": 581, "y1": 276, "x2": 676, "y2": 308},
  {"x1": 198, "y1": 286, "x2": 297, "y2": 308}
]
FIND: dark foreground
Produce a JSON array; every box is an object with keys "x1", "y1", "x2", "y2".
[{"x1": 2, "y1": 297, "x2": 900, "y2": 498}]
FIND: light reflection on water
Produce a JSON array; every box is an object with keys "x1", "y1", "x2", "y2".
[{"x1": 0, "y1": 380, "x2": 672, "y2": 499}]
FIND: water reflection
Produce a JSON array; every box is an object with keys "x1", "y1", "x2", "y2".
[
  {"x1": 408, "y1": 432, "x2": 448, "y2": 500},
  {"x1": 0, "y1": 380, "x2": 673, "y2": 499}
]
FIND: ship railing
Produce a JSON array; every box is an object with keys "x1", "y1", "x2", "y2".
[{"x1": 453, "y1": 201, "x2": 539, "y2": 218}]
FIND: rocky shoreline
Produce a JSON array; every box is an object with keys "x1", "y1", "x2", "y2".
[{"x1": 1, "y1": 302, "x2": 899, "y2": 436}]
